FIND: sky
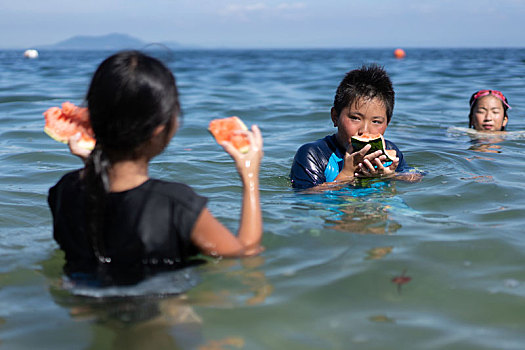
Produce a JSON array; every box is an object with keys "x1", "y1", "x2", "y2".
[{"x1": 1, "y1": 0, "x2": 524, "y2": 49}]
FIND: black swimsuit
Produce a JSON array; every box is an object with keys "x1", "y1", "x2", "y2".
[{"x1": 48, "y1": 170, "x2": 207, "y2": 284}]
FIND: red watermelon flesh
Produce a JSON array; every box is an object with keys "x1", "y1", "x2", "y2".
[
  {"x1": 208, "y1": 116, "x2": 250, "y2": 153},
  {"x1": 44, "y1": 102, "x2": 95, "y2": 150}
]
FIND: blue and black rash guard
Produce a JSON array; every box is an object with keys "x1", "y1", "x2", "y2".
[{"x1": 290, "y1": 134, "x2": 409, "y2": 189}]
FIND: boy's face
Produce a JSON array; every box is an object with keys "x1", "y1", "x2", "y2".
[
  {"x1": 331, "y1": 97, "x2": 388, "y2": 149},
  {"x1": 470, "y1": 95, "x2": 508, "y2": 131}
]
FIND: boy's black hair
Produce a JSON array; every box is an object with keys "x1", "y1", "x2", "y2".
[{"x1": 333, "y1": 64, "x2": 395, "y2": 123}]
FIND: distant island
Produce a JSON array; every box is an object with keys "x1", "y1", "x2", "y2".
[{"x1": 37, "y1": 33, "x2": 191, "y2": 51}]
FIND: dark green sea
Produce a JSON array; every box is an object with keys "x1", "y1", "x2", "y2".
[{"x1": 1, "y1": 48, "x2": 525, "y2": 349}]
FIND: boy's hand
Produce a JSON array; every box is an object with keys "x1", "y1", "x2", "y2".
[
  {"x1": 336, "y1": 144, "x2": 379, "y2": 181},
  {"x1": 356, "y1": 151, "x2": 399, "y2": 178}
]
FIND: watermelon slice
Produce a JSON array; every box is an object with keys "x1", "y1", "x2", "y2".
[
  {"x1": 208, "y1": 116, "x2": 250, "y2": 153},
  {"x1": 44, "y1": 102, "x2": 95, "y2": 150},
  {"x1": 351, "y1": 133, "x2": 396, "y2": 162}
]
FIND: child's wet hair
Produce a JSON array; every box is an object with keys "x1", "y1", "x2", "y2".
[
  {"x1": 333, "y1": 64, "x2": 395, "y2": 123},
  {"x1": 83, "y1": 50, "x2": 180, "y2": 279},
  {"x1": 87, "y1": 50, "x2": 180, "y2": 154}
]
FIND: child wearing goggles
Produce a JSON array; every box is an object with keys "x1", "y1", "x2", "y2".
[{"x1": 468, "y1": 90, "x2": 511, "y2": 132}]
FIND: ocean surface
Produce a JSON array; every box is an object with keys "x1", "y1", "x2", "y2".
[{"x1": 1, "y1": 48, "x2": 525, "y2": 349}]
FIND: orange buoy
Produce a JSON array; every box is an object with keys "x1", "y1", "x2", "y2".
[{"x1": 393, "y1": 48, "x2": 406, "y2": 59}]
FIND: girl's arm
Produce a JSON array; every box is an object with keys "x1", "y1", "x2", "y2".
[{"x1": 191, "y1": 125, "x2": 264, "y2": 257}]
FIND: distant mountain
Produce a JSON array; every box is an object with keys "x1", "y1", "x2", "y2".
[{"x1": 40, "y1": 33, "x2": 190, "y2": 50}]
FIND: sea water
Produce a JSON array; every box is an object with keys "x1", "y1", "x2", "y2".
[{"x1": 1, "y1": 48, "x2": 525, "y2": 349}]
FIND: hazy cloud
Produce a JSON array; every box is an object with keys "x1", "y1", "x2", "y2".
[
  {"x1": 0, "y1": 0, "x2": 524, "y2": 48},
  {"x1": 219, "y1": 1, "x2": 306, "y2": 20}
]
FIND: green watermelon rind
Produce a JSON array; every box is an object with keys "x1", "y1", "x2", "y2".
[
  {"x1": 43, "y1": 105, "x2": 95, "y2": 151},
  {"x1": 44, "y1": 127, "x2": 95, "y2": 150},
  {"x1": 351, "y1": 135, "x2": 395, "y2": 161}
]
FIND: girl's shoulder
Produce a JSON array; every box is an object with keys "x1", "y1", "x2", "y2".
[
  {"x1": 133, "y1": 178, "x2": 208, "y2": 210},
  {"x1": 146, "y1": 178, "x2": 197, "y2": 194},
  {"x1": 50, "y1": 169, "x2": 83, "y2": 191}
]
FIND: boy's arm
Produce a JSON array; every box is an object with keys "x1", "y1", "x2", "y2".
[
  {"x1": 390, "y1": 145, "x2": 423, "y2": 182},
  {"x1": 357, "y1": 142, "x2": 423, "y2": 182},
  {"x1": 355, "y1": 139, "x2": 401, "y2": 178},
  {"x1": 387, "y1": 141, "x2": 408, "y2": 172},
  {"x1": 299, "y1": 144, "x2": 376, "y2": 192},
  {"x1": 357, "y1": 155, "x2": 399, "y2": 177},
  {"x1": 290, "y1": 144, "x2": 327, "y2": 189},
  {"x1": 334, "y1": 144, "x2": 376, "y2": 182}
]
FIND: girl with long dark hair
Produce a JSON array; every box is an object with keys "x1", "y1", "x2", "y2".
[{"x1": 48, "y1": 51, "x2": 264, "y2": 285}]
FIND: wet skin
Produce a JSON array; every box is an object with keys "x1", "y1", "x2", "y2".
[
  {"x1": 330, "y1": 97, "x2": 398, "y2": 179},
  {"x1": 470, "y1": 95, "x2": 508, "y2": 132},
  {"x1": 331, "y1": 97, "x2": 388, "y2": 149}
]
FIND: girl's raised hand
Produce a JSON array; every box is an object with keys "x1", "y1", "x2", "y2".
[
  {"x1": 197, "y1": 124, "x2": 263, "y2": 257},
  {"x1": 68, "y1": 132, "x2": 92, "y2": 162},
  {"x1": 221, "y1": 125, "x2": 263, "y2": 182}
]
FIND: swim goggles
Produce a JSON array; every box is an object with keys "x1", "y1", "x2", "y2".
[{"x1": 470, "y1": 90, "x2": 511, "y2": 109}]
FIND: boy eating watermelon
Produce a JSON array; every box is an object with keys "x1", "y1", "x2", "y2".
[{"x1": 290, "y1": 64, "x2": 414, "y2": 189}]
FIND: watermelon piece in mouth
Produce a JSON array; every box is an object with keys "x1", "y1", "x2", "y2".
[{"x1": 351, "y1": 133, "x2": 396, "y2": 162}]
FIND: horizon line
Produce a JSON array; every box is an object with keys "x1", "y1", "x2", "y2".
[{"x1": 3, "y1": 46, "x2": 525, "y2": 51}]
